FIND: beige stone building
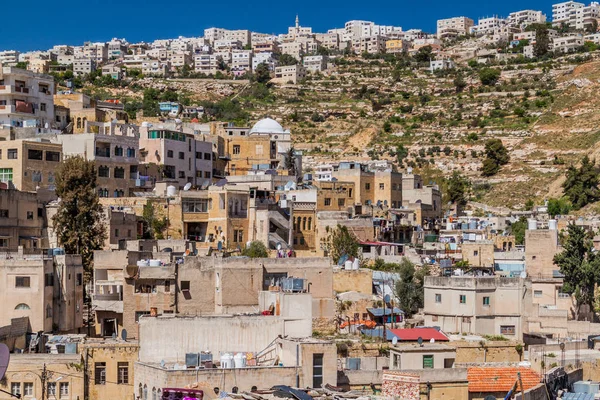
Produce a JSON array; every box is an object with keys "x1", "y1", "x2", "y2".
[
  {"x1": 0, "y1": 139, "x2": 62, "y2": 192},
  {"x1": 461, "y1": 241, "x2": 495, "y2": 268},
  {"x1": 423, "y1": 276, "x2": 532, "y2": 339},
  {"x1": 274, "y1": 65, "x2": 307, "y2": 84},
  {"x1": 0, "y1": 189, "x2": 54, "y2": 250},
  {"x1": 389, "y1": 344, "x2": 456, "y2": 370},
  {"x1": 0, "y1": 252, "x2": 84, "y2": 333}
]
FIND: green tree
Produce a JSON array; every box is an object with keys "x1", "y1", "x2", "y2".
[
  {"x1": 413, "y1": 46, "x2": 433, "y2": 63},
  {"x1": 142, "y1": 88, "x2": 161, "y2": 117},
  {"x1": 253, "y1": 62, "x2": 272, "y2": 84},
  {"x1": 53, "y1": 157, "x2": 106, "y2": 279},
  {"x1": 547, "y1": 197, "x2": 572, "y2": 217},
  {"x1": 479, "y1": 68, "x2": 501, "y2": 86},
  {"x1": 534, "y1": 25, "x2": 550, "y2": 58},
  {"x1": 453, "y1": 74, "x2": 467, "y2": 93},
  {"x1": 383, "y1": 121, "x2": 392, "y2": 133},
  {"x1": 327, "y1": 225, "x2": 359, "y2": 264},
  {"x1": 394, "y1": 258, "x2": 429, "y2": 318},
  {"x1": 283, "y1": 146, "x2": 298, "y2": 177},
  {"x1": 562, "y1": 156, "x2": 600, "y2": 210},
  {"x1": 481, "y1": 139, "x2": 510, "y2": 176},
  {"x1": 525, "y1": 199, "x2": 535, "y2": 210},
  {"x1": 316, "y1": 46, "x2": 330, "y2": 56},
  {"x1": 142, "y1": 202, "x2": 167, "y2": 239},
  {"x1": 446, "y1": 171, "x2": 471, "y2": 207},
  {"x1": 553, "y1": 224, "x2": 600, "y2": 320},
  {"x1": 242, "y1": 241, "x2": 269, "y2": 258},
  {"x1": 509, "y1": 217, "x2": 527, "y2": 245},
  {"x1": 278, "y1": 54, "x2": 299, "y2": 66},
  {"x1": 394, "y1": 144, "x2": 408, "y2": 164}
]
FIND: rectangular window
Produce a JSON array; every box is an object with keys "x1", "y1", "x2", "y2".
[
  {"x1": 338, "y1": 198, "x2": 345, "y2": 207},
  {"x1": 365, "y1": 183, "x2": 371, "y2": 190},
  {"x1": 0, "y1": 168, "x2": 12, "y2": 182},
  {"x1": 165, "y1": 280, "x2": 171, "y2": 293},
  {"x1": 178, "y1": 171, "x2": 186, "y2": 178},
  {"x1": 167, "y1": 150, "x2": 173, "y2": 158},
  {"x1": 23, "y1": 383, "x2": 33, "y2": 396},
  {"x1": 233, "y1": 145, "x2": 241, "y2": 155},
  {"x1": 117, "y1": 362, "x2": 129, "y2": 384},
  {"x1": 423, "y1": 355, "x2": 434, "y2": 369},
  {"x1": 474, "y1": 250, "x2": 479, "y2": 256},
  {"x1": 204, "y1": 152, "x2": 211, "y2": 160},
  {"x1": 178, "y1": 151, "x2": 185, "y2": 160},
  {"x1": 459, "y1": 294, "x2": 466, "y2": 304},
  {"x1": 181, "y1": 280, "x2": 190, "y2": 291},
  {"x1": 11, "y1": 383, "x2": 20, "y2": 396},
  {"x1": 45, "y1": 151, "x2": 60, "y2": 162},
  {"x1": 534, "y1": 290, "x2": 542, "y2": 298},
  {"x1": 204, "y1": 171, "x2": 211, "y2": 178},
  {"x1": 40, "y1": 103, "x2": 47, "y2": 112},
  {"x1": 0, "y1": 209, "x2": 8, "y2": 218},
  {"x1": 7, "y1": 149, "x2": 17, "y2": 159},
  {"x1": 48, "y1": 382, "x2": 57, "y2": 396},
  {"x1": 16, "y1": 276, "x2": 31, "y2": 288},
  {"x1": 500, "y1": 325, "x2": 516, "y2": 335},
  {"x1": 379, "y1": 183, "x2": 384, "y2": 190},
  {"x1": 115, "y1": 229, "x2": 119, "y2": 238},
  {"x1": 483, "y1": 296, "x2": 490, "y2": 306},
  {"x1": 76, "y1": 273, "x2": 83, "y2": 286},
  {"x1": 196, "y1": 152, "x2": 202, "y2": 159},
  {"x1": 45, "y1": 273, "x2": 54, "y2": 287},
  {"x1": 0, "y1": 238, "x2": 9, "y2": 248},
  {"x1": 94, "y1": 362, "x2": 106, "y2": 385},
  {"x1": 27, "y1": 211, "x2": 33, "y2": 219},
  {"x1": 60, "y1": 382, "x2": 69, "y2": 397},
  {"x1": 28, "y1": 149, "x2": 43, "y2": 160},
  {"x1": 324, "y1": 198, "x2": 331, "y2": 206},
  {"x1": 313, "y1": 353, "x2": 324, "y2": 388},
  {"x1": 435, "y1": 293, "x2": 442, "y2": 303}
]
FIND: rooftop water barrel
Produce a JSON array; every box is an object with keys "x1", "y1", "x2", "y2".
[
  {"x1": 548, "y1": 219, "x2": 557, "y2": 230},
  {"x1": 233, "y1": 353, "x2": 247, "y2": 368},
  {"x1": 167, "y1": 185, "x2": 177, "y2": 197},
  {"x1": 527, "y1": 219, "x2": 537, "y2": 230},
  {"x1": 220, "y1": 353, "x2": 234, "y2": 369}
]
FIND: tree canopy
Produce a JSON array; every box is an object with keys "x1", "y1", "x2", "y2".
[
  {"x1": 253, "y1": 62, "x2": 272, "y2": 84},
  {"x1": 562, "y1": 156, "x2": 600, "y2": 210},
  {"x1": 509, "y1": 217, "x2": 527, "y2": 245},
  {"x1": 553, "y1": 224, "x2": 600, "y2": 320},
  {"x1": 327, "y1": 225, "x2": 359, "y2": 265},
  {"x1": 278, "y1": 54, "x2": 299, "y2": 66},
  {"x1": 242, "y1": 241, "x2": 269, "y2": 258},
  {"x1": 479, "y1": 68, "x2": 501, "y2": 86},
  {"x1": 481, "y1": 139, "x2": 510, "y2": 176},
  {"x1": 53, "y1": 157, "x2": 106, "y2": 280},
  {"x1": 394, "y1": 258, "x2": 429, "y2": 318},
  {"x1": 547, "y1": 197, "x2": 572, "y2": 217},
  {"x1": 446, "y1": 171, "x2": 471, "y2": 207}
]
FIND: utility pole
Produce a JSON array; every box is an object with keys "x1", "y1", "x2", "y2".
[
  {"x1": 41, "y1": 363, "x2": 47, "y2": 400},
  {"x1": 84, "y1": 348, "x2": 89, "y2": 400}
]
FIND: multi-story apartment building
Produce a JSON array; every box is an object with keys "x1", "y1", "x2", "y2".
[
  {"x1": 352, "y1": 35, "x2": 387, "y2": 54},
  {"x1": 436, "y1": 17, "x2": 475, "y2": 39},
  {"x1": 139, "y1": 128, "x2": 213, "y2": 188},
  {"x1": 568, "y1": 1, "x2": 600, "y2": 30},
  {"x1": 274, "y1": 65, "x2": 306, "y2": 84},
  {"x1": 0, "y1": 67, "x2": 55, "y2": 129},
  {"x1": 231, "y1": 50, "x2": 253, "y2": 74},
  {"x1": 73, "y1": 58, "x2": 96, "y2": 75},
  {"x1": 303, "y1": 55, "x2": 327, "y2": 73},
  {"x1": 553, "y1": 34, "x2": 585, "y2": 52},
  {"x1": 507, "y1": 9, "x2": 547, "y2": 29},
  {"x1": 315, "y1": 33, "x2": 340, "y2": 50},
  {"x1": 213, "y1": 39, "x2": 242, "y2": 51},
  {"x1": 169, "y1": 52, "x2": 192, "y2": 69},
  {"x1": 423, "y1": 276, "x2": 532, "y2": 339},
  {"x1": 0, "y1": 252, "x2": 84, "y2": 333},
  {"x1": 252, "y1": 52, "x2": 278, "y2": 71},
  {"x1": 82, "y1": 41, "x2": 108, "y2": 65},
  {"x1": 0, "y1": 139, "x2": 62, "y2": 192},
  {"x1": 0, "y1": 51, "x2": 20, "y2": 65},
  {"x1": 142, "y1": 60, "x2": 169, "y2": 76},
  {"x1": 472, "y1": 17, "x2": 506, "y2": 35},
  {"x1": 287, "y1": 15, "x2": 313, "y2": 40},
  {"x1": 0, "y1": 189, "x2": 53, "y2": 251},
  {"x1": 107, "y1": 38, "x2": 129, "y2": 59},
  {"x1": 385, "y1": 39, "x2": 411, "y2": 53},
  {"x1": 552, "y1": 1, "x2": 585, "y2": 25},
  {"x1": 57, "y1": 122, "x2": 141, "y2": 197},
  {"x1": 279, "y1": 41, "x2": 304, "y2": 59},
  {"x1": 204, "y1": 27, "x2": 227, "y2": 44},
  {"x1": 253, "y1": 41, "x2": 280, "y2": 53},
  {"x1": 223, "y1": 29, "x2": 251, "y2": 46}
]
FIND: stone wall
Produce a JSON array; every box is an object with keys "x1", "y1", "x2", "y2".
[{"x1": 333, "y1": 268, "x2": 373, "y2": 295}]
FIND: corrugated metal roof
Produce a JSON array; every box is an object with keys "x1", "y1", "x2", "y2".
[
  {"x1": 367, "y1": 307, "x2": 404, "y2": 316},
  {"x1": 562, "y1": 393, "x2": 595, "y2": 400}
]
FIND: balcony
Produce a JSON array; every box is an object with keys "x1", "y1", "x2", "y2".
[{"x1": 0, "y1": 85, "x2": 33, "y2": 96}]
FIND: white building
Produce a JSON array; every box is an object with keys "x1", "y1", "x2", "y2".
[
  {"x1": 142, "y1": 60, "x2": 170, "y2": 76},
  {"x1": 437, "y1": 17, "x2": 475, "y2": 39},
  {"x1": 231, "y1": 50, "x2": 252, "y2": 72},
  {"x1": 0, "y1": 51, "x2": 20, "y2": 65},
  {"x1": 569, "y1": 1, "x2": 600, "y2": 30},
  {"x1": 430, "y1": 59, "x2": 455, "y2": 72},
  {"x1": 472, "y1": 17, "x2": 506, "y2": 35},
  {"x1": 0, "y1": 67, "x2": 55, "y2": 129},
  {"x1": 252, "y1": 52, "x2": 278, "y2": 71},
  {"x1": 553, "y1": 34, "x2": 585, "y2": 52},
  {"x1": 507, "y1": 9, "x2": 547, "y2": 29},
  {"x1": 315, "y1": 164, "x2": 334, "y2": 181},
  {"x1": 552, "y1": 1, "x2": 585, "y2": 25},
  {"x1": 303, "y1": 55, "x2": 328, "y2": 73},
  {"x1": 204, "y1": 28, "x2": 227, "y2": 44}
]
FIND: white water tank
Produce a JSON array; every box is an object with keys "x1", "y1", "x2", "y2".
[
  {"x1": 548, "y1": 219, "x2": 558, "y2": 230},
  {"x1": 220, "y1": 353, "x2": 234, "y2": 369},
  {"x1": 149, "y1": 260, "x2": 161, "y2": 267},
  {"x1": 446, "y1": 221, "x2": 453, "y2": 230},
  {"x1": 344, "y1": 260, "x2": 353, "y2": 270},
  {"x1": 167, "y1": 185, "x2": 177, "y2": 197},
  {"x1": 137, "y1": 260, "x2": 149, "y2": 267},
  {"x1": 352, "y1": 258, "x2": 360, "y2": 270},
  {"x1": 527, "y1": 219, "x2": 537, "y2": 230},
  {"x1": 233, "y1": 353, "x2": 246, "y2": 368}
]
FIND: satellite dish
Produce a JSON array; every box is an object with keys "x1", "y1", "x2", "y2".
[
  {"x1": 121, "y1": 329, "x2": 128, "y2": 342},
  {"x1": 160, "y1": 360, "x2": 166, "y2": 368},
  {"x1": 520, "y1": 271, "x2": 527, "y2": 279},
  {"x1": 183, "y1": 182, "x2": 192, "y2": 191},
  {"x1": 559, "y1": 342, "x2": 565, "y2": 351},
  {"x1": 417, "y1": 337, "x2": 423, "y2": 346},
  {"x1": 0, "y1": 343, "x2": 10, "y2": 381},
  {"x1": 277, "y1": 242, "x2": 282, "y2": 251},
  {"x1": 384, "y1": 294, "x2": 391, "y2": 303},
  {"x1": 430, "y1": 338, "x2": 435, "y2": 343},
  {"x1": 391, "y1": 337, "x2": 398, "y2": 345}
]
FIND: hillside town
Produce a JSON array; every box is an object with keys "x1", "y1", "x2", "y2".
[{"x1": 4, "y1": 2, "x2": 600, "y2": 400}]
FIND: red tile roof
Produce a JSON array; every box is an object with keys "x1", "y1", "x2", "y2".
[
  {"x1": 388, "y1": 328, "x2": 449, "y2": 341},
  {"x1": 467, "y1": 367, "x2": 541, "y2": 393}
]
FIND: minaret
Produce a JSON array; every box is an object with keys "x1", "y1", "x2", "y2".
[{"x1": 295, "y1": 14, "x2": 299, "y2": 29}]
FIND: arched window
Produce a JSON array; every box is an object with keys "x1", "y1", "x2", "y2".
[
  {"x1": 15, "y1": 303, "x2": 30, "y2": 310},
  {"x1": 296, "y1": 217, "x2": 301, "y2": 231},
  {"x1": 302, "y1": 217, "x2": 306, "y2": 230},
  {"x1": 152, "y1": 387, "x2": 157, "y2": 400},
  {"x1": 139, "y1": 384, "x2": 143, "y2": 399},
  {"x1": 76, "y1": 118, "x2": 81, "y2": 129},
  {"x1": 308, "y1": 217, "x2": 312, "y2": 230},
  {"x1": 143, "y1": 384, "x2": 148, "y2": 400}
]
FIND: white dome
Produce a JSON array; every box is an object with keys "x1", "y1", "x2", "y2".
[{"x1": 250, "y1": 118, "x2": 285, "y2": 134}]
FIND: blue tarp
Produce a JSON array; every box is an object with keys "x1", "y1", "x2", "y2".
[
  {"x1": 562, "y1": 393, "x2": 595, "y2": 400},
  {"x1": 367, "y1": 307, "x2": 404, "y2": 316}
]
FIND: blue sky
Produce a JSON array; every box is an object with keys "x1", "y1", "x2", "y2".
[{"x1": 2, "y1": 0, "x2": 552, "y2": 51}]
